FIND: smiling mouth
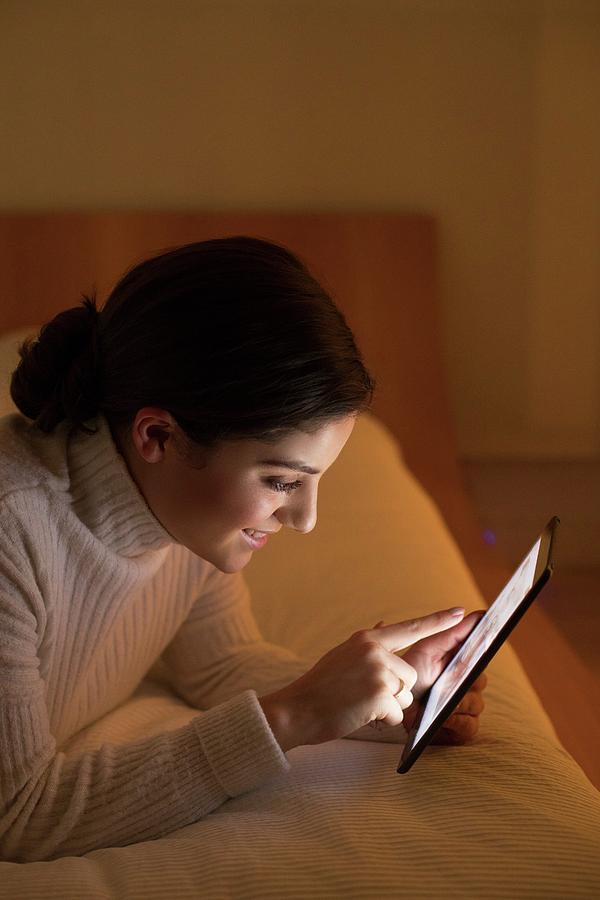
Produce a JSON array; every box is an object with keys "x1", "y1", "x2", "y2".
[{"x1": 241, "y1": 528, "x2": 272, "y2": 550}]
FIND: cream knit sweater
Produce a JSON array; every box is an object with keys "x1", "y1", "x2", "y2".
[{"x1": 0, "y1": 412, "x2": 309, "y2": 863}]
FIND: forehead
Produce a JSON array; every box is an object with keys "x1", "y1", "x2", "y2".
[{"x1": 211, "y1": 416, "x2": 356, "y2": 468}]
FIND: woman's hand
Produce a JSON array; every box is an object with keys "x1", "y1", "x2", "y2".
[
  {"x1": 258, "y1": 607, "x2": 468, "y2": 752},
  {"x1": 401, "y1": 672, "x2": 487, "y2": 743},
  {"x1": 400, "y1": 610, "x2": 488, "y2": 744}
]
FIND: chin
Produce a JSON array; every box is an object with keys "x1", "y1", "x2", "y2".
[
  {"x1": 196, "y1": 544, "x2": 252, "y2": 574},
  {"x1": 212, "y1": 557, "x2": 249, "y2": 574}
]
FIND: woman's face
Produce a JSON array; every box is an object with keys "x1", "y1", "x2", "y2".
[{"x1": 116, "y1": 408, "x2": 356, "y2": 573}]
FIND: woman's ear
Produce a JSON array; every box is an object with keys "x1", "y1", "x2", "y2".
[
  {"x1": 130, "y1": 408, "x2": 177, "y2": 463},
  {"x1": 147, "y1": 425, "x2": 168, "y2": 454}
]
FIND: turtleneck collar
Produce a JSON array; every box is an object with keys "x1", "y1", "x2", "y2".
[{"x1": 67, "y1": 413, "x2": 176, "y2": 558}]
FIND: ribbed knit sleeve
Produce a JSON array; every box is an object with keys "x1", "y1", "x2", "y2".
[
  {"x1": 158, "y1": 569, "x2": 310, "y2": 710},
  {"x1": 0, "y1": 540, "x2": 291, "y2": 863}
]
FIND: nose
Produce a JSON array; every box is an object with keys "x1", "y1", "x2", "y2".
[{"x1": 276, "y1": 484, "x2": 318, "y2": 534}]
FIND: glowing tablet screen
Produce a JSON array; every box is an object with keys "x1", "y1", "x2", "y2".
[{"x1": 412, "y1": 538, "x2": 542, "y2": 745}]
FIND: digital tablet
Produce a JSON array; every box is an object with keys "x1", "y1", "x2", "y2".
[{"x1": 397, "y1": 515, "x2": 560, "y2": 774}]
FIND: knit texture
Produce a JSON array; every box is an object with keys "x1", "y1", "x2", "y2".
[{"x1": 0, "y1": 412, "x2": 309, "y2": 862}]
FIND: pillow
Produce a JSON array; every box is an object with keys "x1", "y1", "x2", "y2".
[{"x1": 244, "y1": 406, "x2": 560, "y2": 744}]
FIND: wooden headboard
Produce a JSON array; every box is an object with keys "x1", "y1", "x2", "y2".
[{"x1": 0, "y1": 211, "x2": 597, "y2": 787}]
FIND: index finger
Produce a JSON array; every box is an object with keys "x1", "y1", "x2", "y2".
[{"x1": 373, "y1": 607, "x2": 466, "y2": 653}]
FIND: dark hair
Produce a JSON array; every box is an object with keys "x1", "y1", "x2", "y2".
[{"x1": 10, "y1": 236, "x2": 375, "y2": 453}]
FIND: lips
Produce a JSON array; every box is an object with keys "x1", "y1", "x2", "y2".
[
  {"x1": 241, "y1": 528, "x2": 271, "y2": 550},
  {"x1": 242, "y1": 528, "x2": 275, "y2": 550}
]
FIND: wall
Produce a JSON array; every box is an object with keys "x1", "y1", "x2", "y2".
[{"x1": 1, "y1": 0, "x2": 598, "y2": 460}]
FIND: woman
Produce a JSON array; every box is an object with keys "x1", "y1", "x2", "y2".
[{"x1": 0, "y1": 236, "x2": 485, "y2": 862}]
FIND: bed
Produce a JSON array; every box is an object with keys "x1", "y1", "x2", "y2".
[{"x1": 0, "y1": 212, "x2": 598, "y2": 898}]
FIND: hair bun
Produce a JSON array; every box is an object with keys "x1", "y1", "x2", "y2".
[{"x1": 10, "y1": 294, "x2": 102, "y2": 434}]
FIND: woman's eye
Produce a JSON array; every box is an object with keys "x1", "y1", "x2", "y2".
[{"x1": 266, "y1": 478, "x2": 303, "y2": 494}]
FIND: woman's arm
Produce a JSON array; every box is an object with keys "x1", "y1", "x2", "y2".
[{"x1": 0, "y1": 546, "x2": 290, "y2": 863}]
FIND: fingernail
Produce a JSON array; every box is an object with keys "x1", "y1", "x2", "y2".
[
  {"x1": 449, "y1": 607, "x2": 465, "y2": 617},
  {"x1": 373, "y1": 620, "x2": 385, "y2": 628}
]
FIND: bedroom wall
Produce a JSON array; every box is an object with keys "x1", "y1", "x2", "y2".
[{"x1": 0, "y1": 0, "x2": 598, "y2": 462}]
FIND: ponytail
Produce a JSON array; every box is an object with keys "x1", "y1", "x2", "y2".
[{"x1": 10, "y1": 295, "x2": 101, "y2": 434}]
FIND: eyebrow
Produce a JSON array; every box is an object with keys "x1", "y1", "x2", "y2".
[{"x1": 257, "y1": 458, "x2": 320, "y2": 475}]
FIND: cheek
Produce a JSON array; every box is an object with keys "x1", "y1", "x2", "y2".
[{"x1": 200, "y1": 476, "x2": 275, "y2": 528}]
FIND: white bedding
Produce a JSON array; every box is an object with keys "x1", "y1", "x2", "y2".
[{"x1": 0, "y1": 328, "x2": 599, "y2": 898}]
